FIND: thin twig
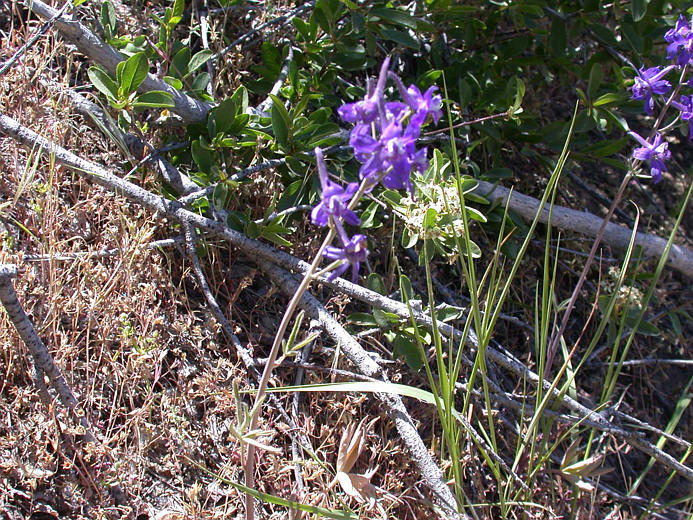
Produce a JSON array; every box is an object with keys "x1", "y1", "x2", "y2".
[
  {"x1": 21, "y1": 237, "x2": 185, "y2": 262},
  {"x1": 594, "y1": 358, "x2": 693, "y2": 367},
  {"x1": 178, "y1": 159, "x2": 286, "y2": 206},
  {"x1": 213, "y1": 3, "x2": 314, "y2": 60},
  {"x1": 182, "y1": 221, "x2": 316, "y2": 501},
  {"x1": 255, "y1": 44, "x2": 294, "y2": 116},
  {"x1": 0, "y1": 0, "x2": 72, "y2": 76},
  {"x1": 259, "y1": 260, "x2": 465, "y2": 519},
  {"x1": 183, "y1": 222, "x2": 256, "y2": 370},
  {"x1": 0, "y1": 266, "x2": 105, "y2": 447}
]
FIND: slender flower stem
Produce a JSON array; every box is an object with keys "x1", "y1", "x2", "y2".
[
  {"x1": 543, "y1": 64, "x2": 689, "y2": 379},
  {"x1": 424, "y1": 110, "x2": 511, "y2": 136},
  {"x1": 243, "y1": 176, "x2": 371, "y2": 520}
]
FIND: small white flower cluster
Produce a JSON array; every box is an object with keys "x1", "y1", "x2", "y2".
[
  {"x1": 398, "y1": 182, "x2": 466, "y2": 243},
  {"x1": 603, "y1": 266, "x2": 644, "y2": 312}
]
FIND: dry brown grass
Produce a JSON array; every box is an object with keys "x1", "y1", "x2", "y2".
[{"x1": 0, "y1": 4, "x2": 429, "y2": 519}]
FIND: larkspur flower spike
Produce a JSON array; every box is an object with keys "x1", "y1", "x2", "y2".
[
  {"x1": 339, "y1": 59, "x2": 440, "y2": 194},
  {"x1": 665, "y1": 15, "x2": 693, "y2": 66},
  {"x1": 311, "y1": 59, "x2": 441, "y2": 282},
  {"x1": 671, "y1": 95, "x2": 693, "y2": 139},
  {"x1": 337, "y1": 57, "x2": 391, "y2": 125},
  {"x1": 323, "y1": 234, "x2": 369, "y2": 283}
]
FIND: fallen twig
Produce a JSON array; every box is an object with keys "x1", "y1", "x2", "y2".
[
  {"x1": 1, "y1": 111, "x2": 462, "y2": 519},
  {"x1": 21, "y1": 236, "x2": 185, "y2": 262},
  {"x1": 0, "y1": 0, "x2": 72, "y2": 76},
  {"x1": 260, "y1": 260, "x2": 464, "y2": 518}
]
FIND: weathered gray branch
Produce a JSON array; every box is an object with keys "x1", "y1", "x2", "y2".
[
  {"x1": 26, "y1": 0, "x2": 211, "y2": 125},
  {"x1": 0, "y1": 264, "x2": 95, "y2": 444},
  {"x1": 473, "y1": 180, "x2": 693, "y2": 278},
  {"x1": 260, "y1": 261, "x2": 463, "y2": 518},
  {"x1": 1, "y1": 111, "x2": 461, "y2": 518}
]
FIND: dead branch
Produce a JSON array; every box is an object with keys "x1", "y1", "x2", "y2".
[
  {"x1": 260, "y1": 261, "x2": 464, "y2": 518},
  {"x1": 473, "y1": 179, "x2": 693, "y2": 278},
  {"x1": 26, "y1": 0, "x2": 211, "y2": 125},
  {"x1": 1, "y1": 111, "x2": 463, "y2": 519}
]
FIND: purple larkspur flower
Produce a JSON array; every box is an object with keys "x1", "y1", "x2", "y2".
[
  {"x1": 665, "y1": 15, "x2": 693, "y2": 66},
  {"x1": 310, "y1": 147, "x2": 360, "y2": 227},
  {"x1": 389, "y1": 72, "x2": 443, "y2": 128},
  {"x1": 672, "y1": 95, "x2": 693, "y2": 139},
  {"x1": 629, "y1": 131, "x2": 671, "y2": 183},
  {"x1": 323, "y1": 234, "x2": 368, "y2": 282},
  {"x1": 631, "y1": 66, "x2": 673, "y2": 114},
  {"x1": 337, "y1": 57, "x2": 391, "y2": 124},
  {"x1": 351, "y1": 120, "x2": 424, "y2": 193}
]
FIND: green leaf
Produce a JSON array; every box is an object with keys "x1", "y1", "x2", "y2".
[
  {"x1": 434, "y1": 303, "x2": 464, "y2": 322},
  {"x1": 466, "y1": 207, "x2": 487, "y2": 223},
  {"x1": 379, "y1": 27, "x2": 419, "y2": 49},
  {"x1": 549, "y1": 15, "x2": 566, "y2": 57},
  {"x1": 118, "y1": 52, "x2": 149, "y2": 97},
  {"x1": 371, "y1": 309, "x2": 389, "y2": 328},
  {"x1": 213, "y1": 183, "x2": 231, "y2": 209},
  {"x1": 163, "y1": 75, "x2": 183, "y2": 90},
  {"x1": 270, "y1": 94, "x2": 291, "y2": 147},
  {"x1": 511, "y1": 77, "x2": 525, "y2": 115},
  {"x1": 347, "y1": 312, "x2": 378, "y2": 327},
  {"x1": 213, "y1": 98, "x2": 237, "y2": 133},
  {"x1": 101, "y1": 0, "x2": 117, "y2": 40},
  {"x1": 260, "y1": 230, "x2": 293, "y2": 247},
  {"x1": 132, "y1": 90, "x2": 175, "y2": 108},
  {"x1": 312, "y1": 6, "x2": 332, "y2": 34},
  {"x1": 191, "y1": 139, "x2": 215, "y2": 174},
  {"x1": 423, "y1": 207, "x2": 438, "y2": 228},
  {"x1": 187, "y1": 49, "x2": 213, "y2": 76},
  {"x1": 171, "y1": 47, "x2": 191, "y2": 78},
  {"x1": 367, "y1": 273, "x2": 386, "y2": 295},
  {"x1": 370, "y1": 7, "x2": 419, "y2": 29},
  {"x1": 462, "y1": 239, "x2": 482, "y2": 259},
  {"x1": 399, "y1": 274, "x2": 413, "y2": 302},
  {"x1": 593, "y1": 92, "x2": 624, "y2": 107},
  {"x1": 393, "y1": 333, "x2": 422, "y2": 370},
  {"x1": 231, "y1": 85, "x2": 249, "y2": 114},
  {"x1": 88, "y1": 66, "x2": 119, "y2": 101},
  {"x1": 587, "y1": 63, "x2": 602, "y2": 100},
  {"x1": 359, "y1": 201, "x2": 379, "y2": 228},
  {"x1": 621, "y1": 22, "x2": 644, "y2": 56},
  {"x1": 172, "y1": 0, "x2": 185, "y2": 21},
  {"x1": 401, "y1": 227, "x2": 418, "y2": 249},
  {"x1": 191, "y1": 72, "x2": 210, "y2": 93},
  {"x1": 631, "y1": 0, "x2": 648, "y2": 21}
]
